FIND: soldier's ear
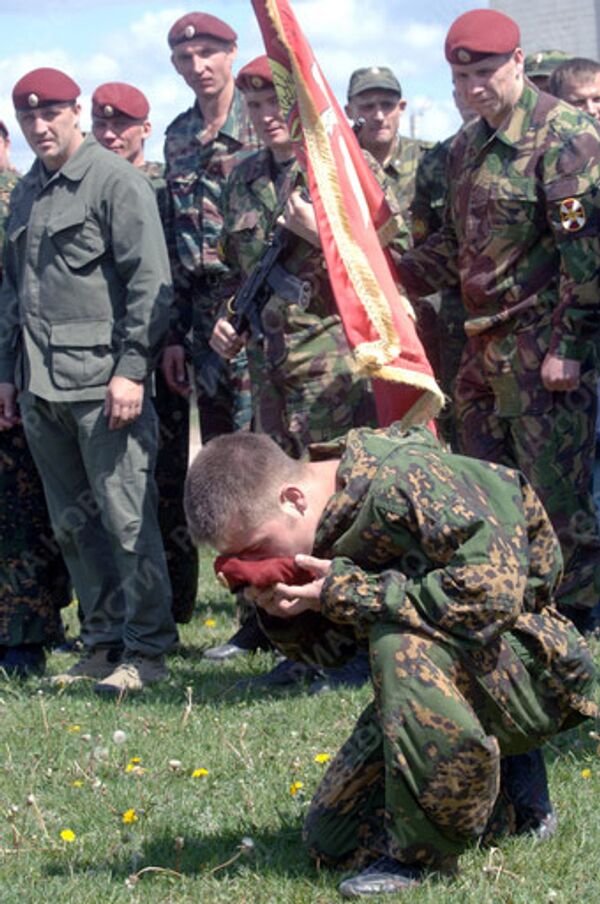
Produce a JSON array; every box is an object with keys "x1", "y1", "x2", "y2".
[{"x1": 280, "y1": 484, "x2": 307, "y2": 516}]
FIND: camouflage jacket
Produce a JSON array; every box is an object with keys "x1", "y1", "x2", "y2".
[
  {"x1": 409, "y1": 134, "x2": 453, "y2": 245},
  {"x1": 397, "y1": 82, "x2": 600, "y2": 360},
  {"x1": 258, "y1": 424, "x2": 592, "y2": 664},
  {"x1": 140, "y1": 160, "x2": 167, "y2": 221},
  {"x1": 163, "y1": 89, "x2": 258, "y2": 340},
  {"x1": 382, "y1": 134, "x2": 432, "y2": 229},
  {"x1": 0, "y1": 170, "x2": 19, "y2": 261}
]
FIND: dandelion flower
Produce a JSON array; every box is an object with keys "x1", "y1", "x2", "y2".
[
  {"x1": 191, "y1": 767, "x2": 209, "y2": 778},
  {"x1": 112, "y1": 729, "x2": 127, "y2": 744},
  {"x1": 60, "y1": 829, "x2": 76, "y2": 842},
  {"x1": 314, "y1": 753, "x2": 331, "y2": 764},
  {"x1": 204, "y1": 618, "x2": 216, "y2": 628},
  {"x1": 581, "y1": 768, "x2": 592, "y2": 779},
  {"x1": 122, "y1": 808, "x2": 138, "y2": 824},
  {"x1": 129, "y1": 757, "x2": 142, "y2": 764},
  {"x1": 67, "y1": 725, "x2": 81, "y2": 733},
  {"x1": 71, "y1": 780, "x2": 84, "y2": 788},
  {"x1": 290, "y1": 781, "x2": 304, "y2": 796}
]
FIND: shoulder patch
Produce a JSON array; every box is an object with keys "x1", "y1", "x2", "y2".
[{"x1": 558, "y1": 197, "x2": 587, "y2": 233}]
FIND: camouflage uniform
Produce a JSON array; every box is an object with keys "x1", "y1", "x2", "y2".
[
  {"x1": 397, "y1": 82, "x2": 600, "y2": 612},
  {"x1": 141, "y1": 160, "x2": 198, "y2": 624},
  {"x1": 256, "y1": 424, "x2": 597, "y2": 871},
  {"x1": 410, "y1": 135, "x2": 468, "y2": 444},
  {"x1": 221, "y1": 148, "x2": 388, "y2": 458},
  {"x1": 163, "y1": 91, "x2": 258, "y2": 442},
  {"x1": 0, "y1": 170, "x2": 70, "y2": 649},
  {"x1": 381, "y1": 134, "x2": 432, "y2": 228}
]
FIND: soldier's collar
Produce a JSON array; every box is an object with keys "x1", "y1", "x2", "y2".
[{"x1": 489, "y1": 82, "x2": 539, "y2": 148}]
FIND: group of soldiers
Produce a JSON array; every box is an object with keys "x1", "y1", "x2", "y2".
[{"x1": 0, "y1": 5, "x2": 600, "y2": 897}]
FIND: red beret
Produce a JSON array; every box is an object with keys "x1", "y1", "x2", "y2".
[
  {"x1": 445, "y1": 9, "x2": 520, "y2": 65},
  {"x1": 235, "y1": 56, "x2": 274, "y2": 92},
  {"x1": 168, "y1": 12, "x2": 237, "y2": 49},
  {"x1": 13, "y1": 68, "x2": 80, "y2": 112},
  {"x1": 214, "y1": 555, "x2": 313, "y2": 591},
  {"x1": 92, "y1": 83, "x2": 149, "y2": 121}
]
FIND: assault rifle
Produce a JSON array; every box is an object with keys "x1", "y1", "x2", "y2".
[{"x1": 201, "y1": 223, "x2": 311, "y2": 395}]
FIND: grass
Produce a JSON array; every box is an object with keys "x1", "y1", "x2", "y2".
[{"x1": 1, "y1": 558, "x2": 599, "y2": 904}]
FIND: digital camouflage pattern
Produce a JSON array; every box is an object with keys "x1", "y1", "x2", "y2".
[
  {"x1": 140, "y1": 160, "x2": 198, "y2": 623},
  {"x1": 410, "y1": 135, "x2": 467, "y2": 444},
  {"x1": 221, "y1": 147, "x2": 390, "y2": 457},
  {"x1": 397, "y1": 82, "x2": 600, "y2": 610},
  {"x1": 256, "y1": 424, "x2": 597, "y2": 870},
  {"x1": 163, "y1": 90, "x2": 258, "y2": 439},
  {"x1": 0, "y1": 170, "x2": 70, "y2": 648}
]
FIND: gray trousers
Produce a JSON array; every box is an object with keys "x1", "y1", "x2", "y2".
[{"x1": 20, "y1": 393, "x2": 177, "y2": 656}]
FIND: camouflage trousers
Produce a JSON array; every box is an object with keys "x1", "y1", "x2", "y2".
[
  {"x1": 192, "y1": 295, "x2": 252, "y2": 443},
  {"x1": 153, "y1": 371, "x2": 198, "y2": 624},
  {"x1": 250, "y1": 312, "x2": 376, "y2": 459},
  {"x1": 455, "y1": 327, "x2": 600, "y2": 610},
  {"x1": 303, "y1": 616, "x2": 595, "y2": 871},
  {"x1": 0, "y1": 425, "x2": 70, "y2": 647}
]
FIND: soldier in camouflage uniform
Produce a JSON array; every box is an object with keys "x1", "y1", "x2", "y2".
[
  {"x1": 185, "y1": 426, "x2": 597, "y2": 896},
  {"x1": 409, "y1": 91, "x2": 477, "y2": 445},
  {"x1": 396, "y1": 10, "x2": 600, "y2": 633},
  {"x1": 525, "y1": 49, "x2": 571, "y2": 92},
  {"x1": 205, "y1": 56, "x2": 390, "y2": 675},
  {"x1": 92, "y1": 82, "x2": 198, "y2": 625},
  {"x1": 0, "y1": 124, "x2": 70, "y2": 677},
  {"x1": 161, "y1": 12, "x2": 258, "y2": 444}
]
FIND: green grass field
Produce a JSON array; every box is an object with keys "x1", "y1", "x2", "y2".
[{"x1": 1, "y1": 563, "x2": 599, "y2": 904}]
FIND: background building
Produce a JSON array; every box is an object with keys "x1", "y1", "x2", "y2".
[{"x1": 491, "y1": 0, "x2": 600, "y2": 59}]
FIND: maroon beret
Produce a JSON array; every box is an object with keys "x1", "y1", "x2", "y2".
[
  {"x1": 214, "y1": 555, "x2": 313, "y2": 591},
  {"x1": 168, "y1": 12, "x2": 237, "y2": 49},
  {"x1": 13, "y1": 67, "x2": 80, "y2": 112},
  {"x1": 445, "y1": 9, "x2": 520, "y2": 65},
  {"x1": 92, "y1": 83, "x2": 149, "y2": 121},
  {"x1": 235, "y1": 56, "x2": 274, "y2": 92}
]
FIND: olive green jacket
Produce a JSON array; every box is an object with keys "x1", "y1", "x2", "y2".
[{"x1": 0, "y1": 135, "x2": 172, "y2": 400}]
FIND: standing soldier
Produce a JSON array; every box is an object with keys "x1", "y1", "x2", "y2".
[
  {"x1": 344, "y1": 66, "x2": 431, "y2": 227},
  {"x1": 161, "y1": 12, "x2": 258, "y2": 443},
  {"x1": 524, "y1": 50, "x2": 571, "y2": 92},
  {"x1": 92, "y1": 82, "x2": 198, "y2": 625},
  {"x1": 0, "y1": 119, "x2": 70, "y2": 677},
  {"x1": 396, "y1": 10, "x2": 600, "y2": 636},
  {"x1": 0, "y1": 68, "x2": 177, "y2": 693},
  {"x1": 205, "y1": 57, "x2": 406, "y2": 688}
]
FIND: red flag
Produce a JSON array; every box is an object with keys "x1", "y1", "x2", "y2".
[{"x1": 251, "y1": 0, "x2": 443, "y2": 427}]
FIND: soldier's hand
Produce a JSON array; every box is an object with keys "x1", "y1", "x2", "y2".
[
  {"x1": 0, "y1": 382, "x2": 19, "y2": 430},
  {"x1": 541, "y1": 354, "x2": 580, "y2": 391},
  {"x1": 210, "y1": 317, "x2": 244, "y2": 360},
  {"x1": 104, "y1": 376, "x2": 144, "y2": 430},
  {"x1": 264, "y1": 554, "x2": 331, "y2": 617},
  {"x1": 278, "y1": 189, "x2": 321, "y2": 247},
  {"x1": 161, "y1": 344, "x2": 190, "y2": 397}
]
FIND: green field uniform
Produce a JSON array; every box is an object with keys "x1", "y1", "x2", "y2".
[
  {"x1": 397, "y1": 82, "x2": 600, "y2": 612},
  {"x1": 0, "y1": 169, "x2": 70, "y2": 649},
  {"x1": 0, "y1": 136, "x2": 177, "y2": 656},
  {"x1": 257, "y1": 424, "x2": 596, "y2": 871},
  {"x1": 140, "y1": 160, "x2": 198, "y2": 624},
  {"x1": 163, "y1": 91, "x2": 258, "y2": 441},
  {"x1": 221, "y1": 148, "x2": 409, "y2": 457},
  {"x1": 410, "y1": 134, "x2": 467, "y2": 444},
  {"x1": 382, "y1": 134, "x2": 432, "y2": 228}
]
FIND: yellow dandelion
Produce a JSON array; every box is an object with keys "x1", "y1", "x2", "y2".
[
  {"x1": 125, "y1": 764, "x2": 145, "y2": 775},
  {"x1": 581, "y1": 768, "x2": 592, "y2": 780},
  {"x1": 130, "y1": 757, "x2": 142, "y2": 764},
  {"x1": 314, "y1": 753, "x2": 331, "y2": 764},
  {"x1": 191, "y1": 767, "x2": 209, "y2": 778},
  {"x1": 60, "y1": 829, "x2": 76, "y2": 842},
  {"x1": 71, "y1": 780, "x2": 84, "y2": 788},
  {"x1": 122, "y1": 808, "x2": 138, "y2": 824},
  {"x1": 290, "y1": 781, "x2": 304, "y2": 796},
  {"x1": 67, "y1": 725, "x2": 81, "y2": 733},
  {"x1": 204, "y1": 618, "x2": 216, "y2": 628}
]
